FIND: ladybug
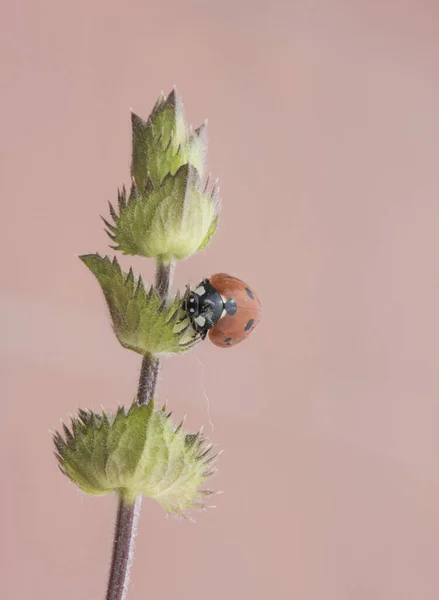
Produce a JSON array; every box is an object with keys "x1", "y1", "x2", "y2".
[{"x1": 184, "y1": 273, "x2": 261, "y2": 348}]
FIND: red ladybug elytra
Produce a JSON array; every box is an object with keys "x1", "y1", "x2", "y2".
[{"x1": 184, "y1": 273, "x2": 261, "y2": 348}]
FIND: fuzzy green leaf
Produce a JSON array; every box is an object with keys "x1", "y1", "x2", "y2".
[
  {"x1": 54, "y1": 402, "x2": 218, "y2": 513},
  {"x1": 79, "y1": 253, "x2": 197, "y2": 355}
]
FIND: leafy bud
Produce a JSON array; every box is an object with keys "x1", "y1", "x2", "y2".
[
  {"x1": 79, "y1": 253, "x2": 197, "y2": 355},
  {"x1": 53, "y1": 402, "x2": 218, "y2": 513},
  {"x1": 131, "y1": 88, "x2": 207, "y2": 190},
  {"x1": 105, "y1": 164, "x2": 219, "y2": 261}
]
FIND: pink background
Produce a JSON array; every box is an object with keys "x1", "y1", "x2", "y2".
[{"x1": 2, "y1": 0, "x2": 439, "y2": 598}]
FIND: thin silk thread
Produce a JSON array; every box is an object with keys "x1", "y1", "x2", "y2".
[{"x1": 194, "y1": 351, "x2": 215, "y2": 433}]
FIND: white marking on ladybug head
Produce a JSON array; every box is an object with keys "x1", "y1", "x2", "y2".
[
  {"x1": 194, "y1": 286, "x2": 206, "y2": 296},
  {"x1": 189, "y1": 297, "x2": 195, "y2": 303},
  {"x1": 189, "y1": 308, "x2": 195, "y2": 313},
  {"x1": 195, "y1": 315, "x2": 206, "y2": 326}
]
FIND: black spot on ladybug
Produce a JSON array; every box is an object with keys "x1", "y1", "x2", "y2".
[
  {"x1": 224, "y1": 337, "x2": 232, "y2": 344},
  {"x1": 224, "y1": 298, "x2": 237, "y2": 315},
  {"x1": 245, "y1": 319, "x2": 254, "y2": 331},
  {"x1": 245, "y1": 287, "x2": 254, "y2": 299}
]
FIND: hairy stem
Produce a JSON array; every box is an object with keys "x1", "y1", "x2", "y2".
[
  {"x1": 155, "y1": 259, "x2": 175, "y2": 299},
  {"x1": 137, "y1": 353, "x2": 160, "y2": 406},
  {"x1": 106, "y1": 496, "x2": 142, "y2": 600},
  {"x1": 105, "y1": 260, "x2": 174, "y2": 600},
  {"x1": 137, "y1": 260, "x2": 174, "y2": 406}
]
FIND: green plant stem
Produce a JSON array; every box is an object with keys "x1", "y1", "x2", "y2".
[{"x1": 105, "y1": 260, "x2": 174, "y2": 600}]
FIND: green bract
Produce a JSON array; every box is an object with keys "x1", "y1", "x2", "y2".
[
  {"x1": 105, "y1": 164, "x2": 219, "y2": 261},
  {"x1": 53, "y1": 402, "x2": 217, "y2": 512},
  {"x1": 131, "y1": 88, "x2": 207, "y2": 190},
  {"x1": 103, "y1": 88, "x2": 220, "y2": 262},
  {"x1": 80, "y1": 253, "x2": 197, "y2": 355}
]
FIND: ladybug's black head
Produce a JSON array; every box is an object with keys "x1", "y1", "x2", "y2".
[{"x1": 185, "y1": 279, "x2": 225, "y2": 337}]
